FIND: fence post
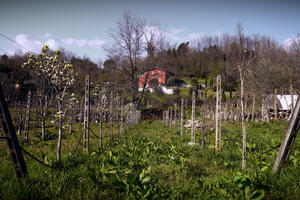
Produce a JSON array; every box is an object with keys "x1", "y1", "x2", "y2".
[
  {"x1": 17, "y1": 101, "x2": 22, "y2": 136},
  {"x1": 180, "y1": 98, "x2": 184, "y2": 135},
  {"x1": 24, "y1": 91, "x2": 31, "y2": 142},
  {"x1": 290, "y1": 84, "x2": 294, "y2": 114},
  {"x1": 174, "y1": 104, "x2": 177, "y2": 130},
  {"x1": 252, "y1": 94, "x2": 255, "y2": 121},
  {"x1": 216, "y1": 75, "x2": 222, "y2": 152},
  {"x1": 121, "y1": 99, "x2": 124, "y2": 135},
  {"x1": 275, "y1": 89, "x2": 277, "y2": 120},
  {"x1": 169, "y1": 107, "x2": 172, "y2": 129},
  {"x1": 191, "y1": 90, "x2": 195, "y2": 143},
  {"x1": 166, "y1": 109, "x2": 169, "y2": 126},
  {"x1": 109, "y1": 91, "x2": 113, "y2": 140},
  {"x1": 0, "y1": 83, "x2": 27, "y2": 179},
  {"x1": 273, "y1": 96, "x2": 300, "y2": 173},
  {"x1": 83, "y1": 75, "x2": 90, "y2": 152}
]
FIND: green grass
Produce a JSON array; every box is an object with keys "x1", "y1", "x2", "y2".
[{"x1": 0, "y1": 119, "x2": 299, "y2": 199}]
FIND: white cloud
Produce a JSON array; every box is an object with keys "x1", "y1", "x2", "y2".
[
  {"x1": 15, "y1": 34, "x2": 42, "y2": 53},
  {"x1": 188, "y1": 32, "x2": 205, "y2": 40},
  {"x1": 283, "y1": 35, "x2": 300, "y2": 49},
  {"x1": 164, "y1": 28, "x2": 206, "y2": 44},
  {"x1": 61, "y1": 37, "x2": 106, "y2": 49},
  {"x1": 45, "y1": 38, "x2": 59, "y2": 50},
  {"x1": 14, "y1": 34, "x2": 60, "y2": 54},
  {"x1": 43, "y1": 33, "x2": 51, "y2": 38},
  {"x1": 165, "y1": 28, "x2": 186, "y2": 42}
]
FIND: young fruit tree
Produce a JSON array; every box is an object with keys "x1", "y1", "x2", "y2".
[
  {"x1": 49, "y1": 50, "x2": 76, "y2": 166},
  {"x1": 23, "y1": 45, "x2": 76, "y2": 166},
  {"x1": 22, "y1": 46, "x2": 52, "y2": 141},
  {"x1": 233, "y1": 23, "x2": 257, "y2": 170}
]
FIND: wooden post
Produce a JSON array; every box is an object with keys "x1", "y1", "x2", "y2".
[
  {"x1": 169, "y1": 107, "x2": 172, "y2": 129},
  {"x1": 109, "y1": 91, "x2": 113, "y2": 140},
  {"x1": 83, "y1": 75, "x2": 90, "y2": 152},
  {"x1": 275, "y1": 89, "x2": 278, "y2": 120},
  {"x1": 215, "y1": 75, "x2": 221, "y2": 152},
  {"x1": 290, "y1": 84, "x2": 294, "y2": 114},
  {"x1": 191, "y1": 90, "x2": 195, "y2": 143},
  {"x1": 166, "y1": 109, "x2": 169, "y2": 126},
  {"x1": 180, "y1": 98, "x2": 184, "y2": 135},
  {"x1": 121, "y1": 99, "x2": 124, "y2": 135},
  {"x1": 273, "y1": 96, "x2": 300, "y2": 173},
  {"x1": 69, "y1": 109, "x2": 73, "y2": 134},
  {"x1": 34, "y1": 101, "x2": 38, "y2": 136},
  {"x1": 24, "y1": 91, "x2": 31, "y2": 142},
  {"x1": 116, "y1": 95, "x2": 120, "y2": 138},
  {"x1": 99, "y1": 95, "x2": 107, "y2": 148},
  {"x1": 252, "y1": 94, "x2": 255, "y2": 121},
  {"x1": 174, "y1": 104, "x2": 177, "y2": 130},
  {"x1": 17, "y1": 101, "x2": 22, "y2": 136},
  {"x1": 200, "y1": 107, "x2": 206, "y2": 148},
  {"x1": 0, "y1": 83, "x2": 27, "y2": 179}
]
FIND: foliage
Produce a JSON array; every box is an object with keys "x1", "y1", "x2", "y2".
[
  {"x1": 0, "y1": 119, "x2": 299, "y2": 199},
  {"x1": 166, "y1": 77, "x2": 186, "y2": 87}
]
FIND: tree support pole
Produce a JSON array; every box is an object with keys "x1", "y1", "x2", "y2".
[
  {"x1": 0, "y1": 83, "x2": 27, "y2": 179},
  {"x1": 83, "y1": 75, "x2": 90, "y2": 152},
  {"x1": 216, "y1": 75, "x2": 222, "y2": 152},
  {"x1": 273, "y1": 96, "x2": 300, "y2": 173}
]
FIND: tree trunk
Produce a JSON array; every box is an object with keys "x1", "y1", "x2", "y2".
[
  {"x1": 41, "y1": 109, "x2": 46, "y2": 140},
  {"x1": 99, "y1": 112, "x2": 103, "y2": 148},
  {"x1": 57, "y1": 99, "x2": 63, "y2": 166}
]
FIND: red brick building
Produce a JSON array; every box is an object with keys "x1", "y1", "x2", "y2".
[{"x1": 138, "y1": 68, "x2": 173, "y2": 88}]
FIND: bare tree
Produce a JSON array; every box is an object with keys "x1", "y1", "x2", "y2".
[
  {"x1": 234, "y1": 23, "x2": 257, "y2": 170},
  {"x1": 107, "y1": 12, "x2": 145, "y2": 106},
  {"x1": 107, "y1": 12, "x2": 165, "y2": 107}
]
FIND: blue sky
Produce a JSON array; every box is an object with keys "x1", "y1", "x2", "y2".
[{"x1": 1, "y1": 0, "x2": 299, "y2": 63}]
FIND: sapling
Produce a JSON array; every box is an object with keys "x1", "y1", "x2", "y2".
[
  {"x1": 23, "y1": 45, "x2": 76, "y2": 165},
  {"x1": 22, "y1": 46, "x2": 52, "y2": 141}
]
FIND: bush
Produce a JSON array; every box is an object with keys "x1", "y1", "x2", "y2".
[
  {"x1": 173, "y1": 88, "x2": 180, "y2": 96},
  {"x1": 167, "y1": 77, "x2": 187, "y2": 87}
]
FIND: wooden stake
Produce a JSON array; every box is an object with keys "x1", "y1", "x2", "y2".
[
  {"x1": 17, "y1": 101, "x2": 22, "y2": 136},
  {"x1": 290, "y1": 84, "x2": 294, "y2": 114},
  {"x1": 275, "y1": 89, "x2": 278, "y2": 120},
  {"x1": 174, "y1": 104, "x2": 177, "y2": 130},
  {"x1": 24, "y1": 91, "x2": 31, "y2": 142},
  {"x1": 273, "y1": 96, "x2": 300, "y2": 173},
  {"x1": 121, "y1": 99, "x2": 124, "y2": 135},
  {"x1": 215, "y1": 75, "x2": 221, "y2": 152},
  {"x1": 0, "y1": 83, "x2": 27, "y2": 179},
  {"x1": 169, "y1": 107, "x2": 172, "y2": 129},
  {"x1": 109, "y1": 91, "x2": 113, "y2": 140},
  {"x1": 180, "y1": 98, "x2": 184, "y2": 135},
  {"x1": 83, "y1": 75, "x2": 90, "y2": 152},
  {"x1": 191, "y1": 90, "x2": 195, "y2": 143},
  {"x1": 166, "y1": 109, "x2": 169, "y2": 126},
  {"x1": 252, "y1": 94, "x2": 255, "y2": 121}
]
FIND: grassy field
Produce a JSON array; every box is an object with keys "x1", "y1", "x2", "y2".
[{"x1": 0, "y1": 119, "x2": 299, "y2": 199}]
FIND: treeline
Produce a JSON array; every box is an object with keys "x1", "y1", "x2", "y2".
[
  {"x1": 0, "y1": 52, "x2": 104, "y2": 104},
  {"x1": 152, "y1": 32, "x2": 300, "y2": 96},
  {"x1": 1, "y1": 25, "x2": 300, "y2": 105}
]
